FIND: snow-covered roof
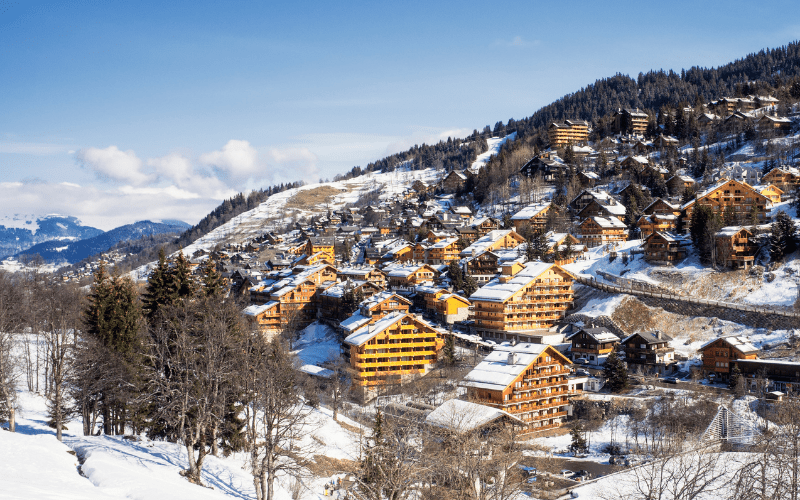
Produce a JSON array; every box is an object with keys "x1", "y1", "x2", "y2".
[
  {"x1": 621, "y1": 330, "x2": 673, "y2": 344},
  {"x1": 699, "y1": 335, "x2": 758, "y2": 354},
  {"x1": 461, "y1": 343, "x2": 555, "y2": 391},
  {"x1": 242, "y1": 301, "x2": 279, "y2": 316},
  {"x1": 716, "y1": 226, "x2": 751, "y2": 237},
  {"x1": 511, "y1": 202, "x2": 550, "y2": 221},
  {"x1": 343, "y1": 312, "x2": 433, "y2": 347},
  {"x1": 425, "y1": 399, "x2": 524, "y2": 432},
  {"x1": 470, "y1": 261, "x2": 557, "y2": 303},
  {"x1": 585, "y1": 216, "x2": 626, "y2": 229},
  {"x1": 567, "y1": 327, "x2": 619, "y2": 343}
]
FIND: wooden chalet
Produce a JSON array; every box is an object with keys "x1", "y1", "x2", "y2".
[
  {"x1": 622, "y1": 330, "x2": 676, "y2": 374},
  {"x1": 681, "y1": 178, "x2": 772, "y2": 229},
  {"x1": 472, "y1": 216, "x2": 501, "y2": 237},
  {"x1": 575, "y1": 216, "x2": 628, "y2": 248},
  {"x1": 576, "y1": 198, "x2": 626, "y2": 220},
  {"x1": 340, "y1": 291, "x2": 413, "y2": 334},
  {"x1": 460, "y1": 229, "x2": 527, "y2": 259},
  {"x1": 637, "y1": 213, "x2": 678, "y2": 238},
  {"x1": 714, "y1": 227, "x2": 758, "y2": 269},
  {"x1": 666, "y1": 175, "x2": 695, "y2": 194},
  {"x1": 462, "y1": 343, "x2": 577, "y2": 434},
  {"x1": 415, "y1": 285, "x2": 472, "y2": 324},
  {"x1": 470, "y1": 262, "x2": 574, "y2": 342},
  {"x1": 305, "y1": 237, "x2": 335, "y2": 261},
  {"x1": 643, "y1": 231, "x2": 691, "y2": 264},
  {"x1": 762, "y1": 167, "x2": 800, "y2": 194},
  {"x1": 441, "y1": 170, "x2": 468, "y2": 192},
  {"x1": 566, "y1": 327, "x2": 620, "y2": 365},
  {"x1": 643, "y1": 198, "x2": 681, "y2": 217},
  {"x1": 383, "y1": 263, "x2": 440, "y2": 288},
  {"x1": 757, "y1": 114, "x2": 791, "y2": 134},
  {"x1": 511, "y1": 203, "x2": 552, "y2": 232},
  {"x1": 700, "y1": 336, "x2": 758, "y2": 381}
]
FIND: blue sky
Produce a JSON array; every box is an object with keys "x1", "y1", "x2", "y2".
[{"x1": 1, "y1": 0, "x2": 799, "y2": 229}]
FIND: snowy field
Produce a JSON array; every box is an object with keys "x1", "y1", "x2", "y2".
[{"x1": 3, "y1": 384, "x2": 364, "y2": 500}]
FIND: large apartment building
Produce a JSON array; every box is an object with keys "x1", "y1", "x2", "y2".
[
  {"x1": 548, "y1": 120, "x2": 590, "y2": 147},
  {"x1": 470, "y1": 262, "x2": 574, "y2": 342},
  {"x1": 681, "y1": 178, "x2": 772, "y2": 229},
  {"x1": 612, "y1": 108, "x2": 648, "y2": 135},
  {"x1": 462, "y1": 343, "x2": 577, "y2": 434},
  {"x1": 343, "y1": 312, "x2": 443, "y2": 388}
]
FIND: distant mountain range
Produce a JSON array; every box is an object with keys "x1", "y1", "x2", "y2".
[
  {"x1": 15, "y1": 219, "x2": 191, "y2": 264},
  {"x1": 0, "y1": 214, "x2": 104, "y2": 260}
]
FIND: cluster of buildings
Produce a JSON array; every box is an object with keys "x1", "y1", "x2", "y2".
[{"x1": 139, "y1": 90, "x2": 799, "y2": 434}]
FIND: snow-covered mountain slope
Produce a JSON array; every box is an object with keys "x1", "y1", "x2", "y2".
[
  {"x1": 0, "y1": 214, "x2": 103, "y2": 260},
  {"x1": 468, "y1": 132, "x2": 516, "y2": 173},
  {"x1": 18, "y1": 219, "x2": 190, "y2": 265},
  {"x1": 6, "y1": 387, "x2": 364, "y2": 500}
]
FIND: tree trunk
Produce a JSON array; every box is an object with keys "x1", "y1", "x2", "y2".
[
  {"x1": 8, "y1": 406, "x2": 14, "y2": 433},
  {"x1": 55, "y1": 394, "x2": 63, "y2": 442},
  {"x1": 211, "y1": 422, "x2": 219, "y2": 457},
  {"x1": 102, "y1": 403, "x2": 111, "y2": 435}
]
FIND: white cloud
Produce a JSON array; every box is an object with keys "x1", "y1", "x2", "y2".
[
  {"x1": 266, "y1": 147, "x2": 319, "y2": 182},
  {"x1": 199, "y1": 139, "x2": 261, "y2": 179},
  {"x1": 76, "y1": 145, "x2": 153, "y2": 186},
  {"x1": 0, "y1": 181, "x2": 221, "y2": 231}
]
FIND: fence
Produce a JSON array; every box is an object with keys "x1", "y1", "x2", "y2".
[{"x1": 575, "y1": 275, "x2": 800, "y2": 319}]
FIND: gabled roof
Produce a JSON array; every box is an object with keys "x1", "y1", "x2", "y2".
[
  {"x1": 343, "y1": 312, "x2": 434, "y2": 347},
  {"x1": 242, "y1": 301, "x2": 279, "y2": 316},
  {"x1": 582, "y1": 216, "x2": 627, "y2": 229},
  {"x1": 511, "y1": 202, "x2": 551, "y2": 221},
  {"x1": 622, "y1": 330, "x2": 673, "y2": 344},
  {"x1": 460, "y1": 229, "x2": 523, "y2": 257},
  {"x1": 699, "y1": 335, "x2": 758, "y2": 354},
  {"x1": 425, "y1": 399, "x2": 524, "y2": 432},
  {"x1": 470, "y1": 262, "x2": 570, "y2": 303},
  {"x1": 461, "y1": 343, "x2": 570, "y2": 391},
  {"x1": 566, "y1": 327, "x2": 620, "y2": 343}
]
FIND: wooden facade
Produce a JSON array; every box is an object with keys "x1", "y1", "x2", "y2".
[
  {"x1": 643, "y1": 231, "x2": 691, "y2": 264},
  {"x1": 470, "y1": 262, "x2": 574, "y2": 341},
  {"x1": 463, "y1": 344, "x2": 577, "y2": 434},
  {"x1": 343, "y1": 312, "x2": 443, "y2": 388},
  {"x1": 715, "y1": 227, "x2": 757, "y2": 269},
  {"x1": 575, "y1": 216, "x2": 628, "y2": 248},
  {"x1": 681, "y1": 179, "x2": 771, "y2": 229},
  {"x1": 548, "y1": 120, "x2": 589, "y2": 146},
  {"x1": 700, "y1": 336, "x2": 758, "y2": 380}
]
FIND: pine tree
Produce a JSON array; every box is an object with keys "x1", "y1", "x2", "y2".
[
  {"x1": 171, "y1": 251, "x2": 195, "y2": 299},
  {"x1": 569, "y1": 424, "x2": 588, "y2": 454},
  {"x1": 142, "y1": 248, "x2": 176, "y2": 320},
  {"x1": 442, "y1": 333, "x2": 456, "y2": 366},
  {"x1": 84, "y1": 262, "x2": 142, "y2": 358},
  {"x1": 603, "y1": 351, "x2": 629, "y2": 393},
  {"x1": 201, "y1": 255, "x2": 224, "y2": 298},
  {"x1": 770, "y1": 211, "x2": 797, "y2": 261}
]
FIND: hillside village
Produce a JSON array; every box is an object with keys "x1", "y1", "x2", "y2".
[
  {"x1": 8, "y1": 71, "x2": 800, "y2": 500},
  {"x1": 127, "y1": 90, "x2": 800, "y2": 414}
]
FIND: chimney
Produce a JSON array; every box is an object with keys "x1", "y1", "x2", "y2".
[
  {"x1": 507, "y1": 351, "x2": 518, "y2": 365},
  {"x1": 655, "y1": 330, "x2": 661, "y2": 340}
]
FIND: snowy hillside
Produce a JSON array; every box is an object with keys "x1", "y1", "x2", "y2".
[{"x1": 5, "y1": 389, "x2": 365, "y2": 500}]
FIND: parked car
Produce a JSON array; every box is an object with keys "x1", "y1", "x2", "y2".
[{"x1": 663, "y1": 377, "x2": 679, "y2": 384}]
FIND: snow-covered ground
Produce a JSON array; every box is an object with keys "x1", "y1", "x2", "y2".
[
  {"x1": 468, "y1": 132, "x2": 516, "y2": 173},
  {"x1": 4, "y1": 382, "x2": 364, "y2": 500},
  {"x1": 293, "y1": 322, "x2": 341, "y2": 377}
]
